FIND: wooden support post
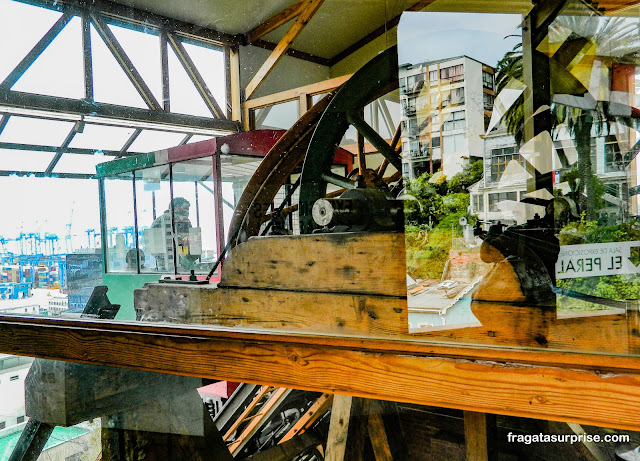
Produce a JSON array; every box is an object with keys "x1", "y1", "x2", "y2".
[
  {"x1": 228, "y1": 45, "x2": 242, "y2": 123},
  {"x1": 463, "y1": 411, "x2": 496, "y2": 461},
  {"x1": 368, "y1": 400, "x2": 408, "y2": 461},
  {"x1": 325, "y1": 395, "x2": 370, "y2": 461},
  {"x1": 248, "y1": 0, "x2": 308, "y2": 44},
  {"x1": 8, "y1": 420, "x2": 55, "y2": 461},
  {"x1": 245, "y1": 0, "x2": 325, "y2": 99}
]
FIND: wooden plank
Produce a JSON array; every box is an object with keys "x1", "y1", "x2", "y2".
[
  {"x1": 220, "y1": 233, "x2": 407, "y2": 297},
  {"x1": 6, "y1": 317, "x2": 640, "y2": 430},
  {"x1": 245, "y1": 0, "x2": 325, "y2": 99},
  {"x1": 280, "y1": 393, "x2": 333, "y2": 442},
  {"x1": 464, "y1": 411, "x2": 496, "y2": 461},
  {"x1": 136, "y1": 283, "x2": 408, "y2": 336},
  {"x1": 244, "y1": 74, "x2": 351, "y2": 110},
  {"x1": 248, "y1": 0, "x2": 308, "y2": 44},
  {"x1": 368, "y1": 410, "x2": 393, "y2": 461},
  {"x1": 325, "y1": 396, "x2": 369, "y2": 461},
  {"x1": 229, "y1": 46, "x2": 242, "y2": 122}
]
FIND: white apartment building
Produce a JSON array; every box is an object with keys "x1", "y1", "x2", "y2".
[
  {"x1": 470, "y1": 124, "x2": 632, "y2": 227},
  {"x1": 399, "y1": 56, "x2": 495, "y2": 179}
]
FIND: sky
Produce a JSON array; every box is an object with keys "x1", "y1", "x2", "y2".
[
  {"x1": 0, "y1": 0, "x2": 226, "y2": 252},
  {"x1": 398, "y1": 12, "x2": 523, "y2": 68}
]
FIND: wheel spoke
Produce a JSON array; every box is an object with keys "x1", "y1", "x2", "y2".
[
  {"x1": 321, "y1": 172, "x2": 358, "y2": 190},
  {"x1": 346, "y1": 112, "x2": 402, "y2": 172}
]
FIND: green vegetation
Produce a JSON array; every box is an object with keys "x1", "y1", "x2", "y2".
[{"x1": 404, "y1": 161, "x2": 481, "y2": 280}]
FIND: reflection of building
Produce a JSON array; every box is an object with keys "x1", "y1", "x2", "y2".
[
  {"x1": 470, "y1": 124, "x2": 632, "y2": 227},
  {"x1": 399, "y1": 56, "x2": 495, "y2": 179}
]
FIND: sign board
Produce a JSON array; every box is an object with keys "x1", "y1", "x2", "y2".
[{"x1": 555, "y1": 241, "x2": 640, "y2": 279}]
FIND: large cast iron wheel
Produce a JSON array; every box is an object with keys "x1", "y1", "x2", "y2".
[{"x1": 298, "y1": 45, "x2": 402, "y2": 234}]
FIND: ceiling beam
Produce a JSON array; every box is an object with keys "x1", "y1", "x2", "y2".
[
  {"x1": 328, "y1": 0, "x2": 437, "y2": 67},
  {"x1": 0, "y1": 141, "x2": 141, "y2": 157},
  {"x1": 250, "y1": 39, "x2": 331, "y2": 66},
  {"x1": 14, "y1": 0, "x2": 241, "y2": 46},
  {"x1": 0, "y1": 89, "x2": 239, "y2": 134},
  {"x1": 245, "y1": 0, "x2": 325, "y2": 100},
  {"x1": 0, "y1": 171, "x2": 94, "y2": 179},
  {"x1": 248, "y1": 0, "x2": 308, "y2": 44}
]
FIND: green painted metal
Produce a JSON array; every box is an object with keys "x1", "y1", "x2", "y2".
[
  {"x1": 298, "y1": 45, "x2": 399, "y2": 234},
  {"x1": 95, "y1": 152, "x2": 157, "y2": 178}
]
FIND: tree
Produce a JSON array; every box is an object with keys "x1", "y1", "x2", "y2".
[{"x1": 494, "y1": 14, "x2": 640, "y2": 220}]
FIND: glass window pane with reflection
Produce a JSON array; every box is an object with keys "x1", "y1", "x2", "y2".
[
  {"x1": 135, "y1": 166, "x2": 172, "y2": 273},
  {"x1": 104, "y1": 173, "x2": 135, "y2": 273},
  {"x1": 171, "y1": 158, "x2": 219, "y2": 275}
]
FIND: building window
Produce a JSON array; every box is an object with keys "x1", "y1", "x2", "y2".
[
  {"x1": 440, "y1": 88, "x2": 465, "y2": 108},
  {"x1": 473, "y1": 195, "x2": 484, "y2": 212},
  {"x1": 440, "y1": 64, "x2": 464, "y2": 83},
  {"x1": 490, "y1": 148, "x2": 522, "y2": 182},
  {"x1": 10, "y1": 375, "x2": 19, "y2": 381},
  {"x1": 0, "y1": 422, "x2": 5, "y2": 430},
  {"x1": 488, "y1": 192, "x2": 517, "y2": 211},
  {"x1": 482, "y1": 71, "x2": 494, "y2": 90},
  {"x1": 429, "y1": 70, "x2": 438, "y2": 82},
  {"x1": 443, "y1": 133, "x2": 466, "y2": 153},
  {"x1": 483, "y1": 92, "x2": 494, "y2": 110},
  {"x1": 405, "y1": 74, "x2": 425, "y2": 93},
  {"x1": 17, "y1": 416, "x2": 25, "y2": 424},
  {"x1": 402, "y1": 118, "x2": 419, "y2": 137},
  {"x1": 403, "y1": 97, "x2": 417, "y2": 116},
  {"x1": 431, "y1": 137, "x2": 441, "y2": 149},
  {"x1": 442, "y1": 110, "x2": 466, "y2": 131}
]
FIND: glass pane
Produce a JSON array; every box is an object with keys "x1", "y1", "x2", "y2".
[
  {"x1": 171, "y1": 158, "x2": 219, "y2": 275},
  {"x1": 109, "y1": 23, "x2": 162, "y2": 104},
  {"x1": 128, "y1": 130, "x2": 186, "y2": 153},
  {"x1": 104, "y1": 174, "x2": 135, "y2": 273},
  {"x1": 0, "y1": 117, "x2": 75, "y2": 147},
  {"x1": 182, "y1": 41, "x2": 227, "y2": 115},
  {"x1": 69, "y1": 124, "x2": 137, "y2": 151},
  {"x1": 168, "y1": 44, "x2": 212, "y2": 117},
  {"x1": 91, "y1": 24, "x2": 147, "y2": 109},
  {"x1": 53, "y1": 153, "x2": 116, "y2": 174},
  {"x1": 253, "y1": 100, "x2": 299, "y2": 130},
  {"x1": 399, "y1": 11, "x2": 522, "y2": 330},
  {"x1": 11, "y1": 16, "x2": 83, "y2": 99},
  {"x1": 0, "y1": 0, "x2": 62, "y2": 83},
  {"x1": 135, "y1": 166, "x2": 172, "y2": 273},
  {"x1": 0, "y1": 149, "x2": 54, "y2": 172},
  {"x1": 220, "y1": 155, "x2": 263, "y2": 237}
]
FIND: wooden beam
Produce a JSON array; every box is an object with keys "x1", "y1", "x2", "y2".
[
  {"x1": 245, "y1": 0, "x2": 325, "y2": 99},
  {"x1": 228, "y1": 45, "x2": 242, "y2": 122},
  {"x1": 328, "y1": 0, "x2": 437, "y2": 67},
  {"x1": 244, "y1": 74, "x2": 351, "y2": 110},
  {"x1": 251, "y1": 39, "x2": 331, "y2": 66},
  {"x1": 5, "y1": 316, "x2": 640, "y2": 430},
  {"x1": 248, "y1": 0, "x2": 308, "y2": 44},
  {"x1": 325, "y1": 396, "x2": 369, "y2": 461},
  {"x1": 463, "y1": 411, "x2": 497, "y2": 461}
]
